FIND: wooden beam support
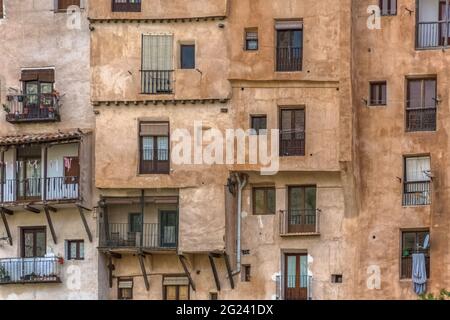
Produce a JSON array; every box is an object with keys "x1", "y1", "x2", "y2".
[
  {"x1": 45, "y1": 205, "x2": 58, "y2": 213},
  {"x1": 24, "y1": 205, "x2": 40, "y2": 214},
  {"x1": 138, "y1": 254, "x2": 150, "y2": 291},
  {"x1": 0, "y1": 209, "x2": 12, "y2": 246},
  {"x1": 44, "y1": 206, "x2": 57, "y2": 244},
  {"x1": 178, "y1": 255, "x2": 196, "y2": 291},
  {"x1": 1, "y1": 207, "x2": 13, "y2": 215},
  {"x1": 223, "y1": 252, "x2": 235, "y2": 289},
  {"x1": 107, "y1": 255, "x2": 114, "y2": 289},
  {"x1": 77, "y1": 205, "x2": 93, "y2": 242},
  {"x1": 208, "y1": 253, "x2": 221, "y2": 292}
]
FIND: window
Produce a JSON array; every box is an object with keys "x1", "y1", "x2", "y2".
[
  {"x1": 245, "y1": 28, "x2": 259, "y2": 50},
  {"x1": 276, "y1": 20, "x2": 303, "y2": 71},
  {"x1": 180, "y1": 44, "x2": 195, "y2": 69},
  {"x1": 0, "y1": 0, "x2": 3, "y2": 19},
  {"x1": 139, "y1": 122, "x2": 170, "y2": 174},
  {"x1": 163, "y1": 276, "x2": 190, "y2": 300},
  {"x1": 287, "y1": 186, "x2": 317, "y2": 234},
  {"x1": 112, "y1": 0, "x2": 141, "y2": 12},
  {"x1": 20, "y1": 69, "x2": 55, "y2": 120},
  {"x1": 21, "y1": 227, "x2": 46, "y2": 258},
  {"x1": 64, "y1": 156, "x2": 79, "y2": 184},
  {"x1": 141, "y1": 35, "x2": 173, "y2": 94},
  {"x1": 250, "y1": 115, "x2": 267, "y2": 135},
  {"x1": 242, "y1": 265, "x2": 251, "y2": 282},
  {"x1": 253, "y1": 187, "x2": 275, "y2": 215},
  {"x1": 280, "y1": 108, "x2": 305, "y2": 156},
  {"x1": 369, "y1": 81, "x2": 387, "y2": 106},
  {"x1": 118, "y1": 278, "x2": 133, "y2": 300},
  {"x1": 401, "y1": 230, "x2": 430, "y2": 279},
  {"x1": 380, "y1": 0, "x2": 397, "y2": 16},
  {"x1": 67, "y1": 240, "x2": 84, "y2": 260},
  {"x1": 210, "y1": 292, "x2": 218, "y2": 300},
  {"x1": 406, "y1": 78, "x2": 437, "y2": 132},
  {"x1": 331, "y1": 274, "x2": 343, "y2": 283},
  {"x1": 57, "y1": 0, "x2": 80, "y2": 11},
  {"x1": 403, "y1": 156, "x2": 431, "y2": 206}
]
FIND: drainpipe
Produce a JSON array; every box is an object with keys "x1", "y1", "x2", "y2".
[{"x1": 232, "y1": 172, "x2": 247, "y2": 276}]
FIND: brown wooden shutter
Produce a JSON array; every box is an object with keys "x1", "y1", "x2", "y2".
[
  {"x1": 140, "y1": 122, "x2": 169, "y2": 136},
  {"x1": 21, "y1": 69, "x2": 55, "y2": 82},
  {"x1": 0, "y1": 0, "x2": 4, "y2": 19},
  {"x1": 64, "y1": 157, "x2": 80, "y2": 184},
  {"x1": 275, "y1": 20, "x2": 303, "y2": 30},
  {"x1": 58, "y1": 0, "x2": 80, "y2": 10}
]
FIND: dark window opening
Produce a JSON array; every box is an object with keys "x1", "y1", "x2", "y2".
[
  {"x1": 21, "y1": 227, "x2": 46, "y2": 258},
  {"x1": 401, "y1": 230, "x2": 430, "y2": 279},
  {"x1": 331, "y1": 274, "x2": 343, "y2": 283},
  {"x1": 250, "y1": 115, "x2": 267, "y2": 134},
  {"x1": 210, "y1": 292, "x2": 218, "y2": 300},
  {"x1": 242, "y1": 265, "x2": 251, "y2": 282},
  {"x1": 57, "y1": 0, "x2": 80, "y2": 11},
  {"x1": 369, "y1": 81, "x2": 387, "y2": 106},
  {"x1": 118, "y1": 278, "x2": 134, "y2": 300},
  {"x1": 245, "y1": 28, "x2": 259, "y2": 51},
  {"x1": 253, "y1": 187, "x2": 275, "y2": 215},
  {"x1": 180, "y1": 44, "x2": 195, "y2": 69}
]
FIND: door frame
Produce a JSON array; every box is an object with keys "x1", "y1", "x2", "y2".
[
  {"x1": 280, "y1": 250, "x2": 309, "y2": 300},
  {"x1": 20, "y1": 226, "x2": 47, "y2": 258},
  {"x1": 159, "y1": 209, "x2": 178, "y2": 248}
]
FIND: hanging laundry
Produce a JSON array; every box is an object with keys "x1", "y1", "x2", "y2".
[{"x1": 64, "y1": 157, "x2": 73, "y2": 171}]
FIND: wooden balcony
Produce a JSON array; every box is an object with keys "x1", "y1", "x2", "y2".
[
  {"x1": 0, "y1": 257, "x2": 62, "y2": 285},
  {"x1": 4, "y1": 93, "x2": 61, "y2": 124}
]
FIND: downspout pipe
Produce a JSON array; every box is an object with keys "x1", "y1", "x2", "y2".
[{"x1": 232, "y1": 172, "x2": 247, "y2": 276}]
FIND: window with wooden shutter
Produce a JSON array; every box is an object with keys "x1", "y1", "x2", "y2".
[
  {"x1": 141, "y1": 35, "x2": 174, "y2": 94},
  {"x1": 280, "y1": 108, "x2": 305, "y2": 156},
  {"x1": 112, "y1": 0, "x2": 142, "y2": 12},
  {"x1": 64, "y1": 156, "x2": 80, "y2": 184},
  {"x1": 139, "y1": 122, "x2": 170, "y2": 174},
  {"x1": 57, "y1": 0, "x2": 81, "y2": 11},
  {"x1": 0, "y1": 0, "x2": 4, "y2": 19}
]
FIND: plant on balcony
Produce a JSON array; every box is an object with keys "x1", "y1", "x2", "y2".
[
  {"x1": 419, "y1": 289, "x2": 450, "y2": 300},
  {"x1": 2, "y1": 104, "x2": 10, "y2": 114},
  {"x1": 0, "y1": 265, "x2": 10, "y2": 282}
]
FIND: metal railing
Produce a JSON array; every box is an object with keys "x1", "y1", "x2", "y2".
[
  {"x1": 406, "y1": 107, "x2": 437, "y2": 132},
  {"x1": 280, "y1": 209, "x2": 320, "y2": 235},
  {"x1": 280, "y1": 130, "x2": 305, "y2": 156},
  {"x1": 401, "y1": 255, "x2": 430, "y2": 279},
  {"x1": 0, "y1": 257, "x2": 61, "y2": 285},
  {"x1": 276, "y1": 47, "x2": 302, "y2": 72},
  {"x1": 1, "y1": 177, "x2": 79, "y2": 203},
  {"x1": 276, "y1": 275, "x2": 313, "y2": 300},
  {"x1": 402, "y1": 181, "x2": 431, "y2": 206},
  {"x1": 112, "y1": 0, "x2": 142, "y2": 12},
  {"x1": 141, "y1": 70, "x2": 173, "y2": 94},
  {"x1": 416, "y1": 21, "x2": 450, "y2": 49},
  {"x1": 5, "y1": 93, "x2": 60, "y2": 123},
  {"x1": 99, "y1": 223, "x2": 178, "y2": 249}
]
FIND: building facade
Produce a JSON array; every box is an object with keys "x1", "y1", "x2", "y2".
[{"x1": 0, "y1": 0, "x2": 447, "y2": 300}]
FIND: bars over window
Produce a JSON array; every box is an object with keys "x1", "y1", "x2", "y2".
[
  {"x1": 403, "y1": 156, "x2": 431, "y2": 206},
  {"x1": 57, "y1": 0, "x2": 80, "y2": 11},
  {"x1": 276, "y1": 20, "x2": 303, "y2": 72},
  {"x1": 406, "y1": 78, "x2": 437, "y2": 132},
  {"x1": 280, "y1": 108, "x2": 305, "y2": 156},
  {"x1": 380, "y1": 0, "x2": 397, "y2": 16},
  {"x1": 369, "y1": 81, "x2": 387, "y2": 106},
  {"x1": 401, "y1": 230, "x2": 430, "y2": 279},
  {"x1": 112, "y1": 0, "x2": 141, "y2": 12},
  {"x1": 139, "y1": 122, "x2": 170, "y2": 174},
  {"x1": 141, "y1": 34, "x2": 174, "y2": 94},
  {"x1": 416, "y1": 0, "x2": 450, "y2": 49}
]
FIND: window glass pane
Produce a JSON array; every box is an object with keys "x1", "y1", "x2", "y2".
[
  {"x1": 424, "y1": 80, "x2": 436, "y2": 108},
  {"x1": 40, "y1": 83, "x2": 52, "y2": 94},
  {"x1": 254, "y1": 189, "x2": 265, "y2": 214},
  {"x1": 35, "y1": 231, "x2": 46, "y2": 257},
  {"x1": 408, "y1": 80, "x2": 421, "y2": 109},
  {"x1": 142, "y1": 137, "x2": 153, "y2": 161},
  {"x1": 158, "y1": 137, "x2": 169, "y2": 160},
  {"x1": 267, "y1": 188, "x2": 276, "y2": 214},
  {"x1": 300, "y1": 255, "x2": 308, "y2": 288},
  {"x1": 405, "y1": 157, "x2": 431, "y2": 182},
  {"x1": 26, "y1": 83, "x2": 38, "y2": 95},
  {"x1": 24, "y1": 232, "x2": 34, "y2": 258},
  {"x1": 79, "y1": 241, "x2": 84, "y2": 259},
  {"x1": 287, "y1": 256, "x2": 297, "y2": 288},
  {"x1": 70, "y1": 242, "x2": 77, "y2": 259},
  {"x1": 294, "y1": 110, "x2": 305, "y2": 139},
  {"x1": 181, "y1": 45, "x2": 195, "y2": 69},
  {"x1": 281, "y1": 110, "x2": 292, "y2": 140},
  {"x1": 305, "y1": 187, "x2": 316, "y2": 210}
]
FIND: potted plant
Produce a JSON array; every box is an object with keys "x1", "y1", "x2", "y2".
[
  {"x1": 17, "y1": 95, "x2": 24, "y2": 103},
  {"x1": 0, "y1": 265, "x2": 10, "y2": 283},
  {"x1": 2, "y1": 104, "x2": 10, "y2": 114}
]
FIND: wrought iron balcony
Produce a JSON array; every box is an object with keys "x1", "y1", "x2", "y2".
[
  {"x1": 416, "y1": 21, "x2": 450, "y2": 49},
  {"x1": 4, "y1": 93, "x2": 60, "y2": 123},
  {"x1": 276, "y1": 47, "x2": 302, "y2": 72},
  {"x1": 0, "y1": 257, "x2": 62, "y2": 285},
  {"x1": 141, "y1": 70, "x2": 174, "y2": 94},
  {"x1": 99, "y1": 223, "x2": 178, "y2": 250},
  {"x1": 1, "y1": 177, "x2": 79, "y2": 204},
  {"x1": 279, "y1": 209, "x2": 320, "y2": 236},
  {"x1": 275, "y1": 274, "x2": 313, "y2": 300},
  {"x1": 402, "y1": 181, "x2": 431, "y2": 206}
]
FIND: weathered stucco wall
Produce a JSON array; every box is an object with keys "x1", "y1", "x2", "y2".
[{"x1": 352, "y1": 0, "x2": 450, "y2": 299}]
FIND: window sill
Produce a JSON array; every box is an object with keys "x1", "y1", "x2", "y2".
[{"x1": 401, "y1": 204, "x2": 431, "y2": 208}]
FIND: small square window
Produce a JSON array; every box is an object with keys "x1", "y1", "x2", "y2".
[
  {"x1": 67, "y1": 240, "x2": 84, "y2": 260},
  {"x1": 331, "y1": 274, "x2": 343, "y2": 283},
  {"x1": 181, "y1": 44, "x2": 195, "y2": 69},
  {"x1": 242, "y1": 265, "x2": 251, "y2": 282},
  {"x1": 118, "y1": 278, "x2": 134, "y2": 300},
  {"x1": 380, "y1": 0, "x2": 397, "y2": 16},
  {"x1": 253, "y1": 187, "x2": 276, "y2": 215},
  {"x1": 210, "y1": 292, "x2": 218, "y2": 300},
  {"x1": 250, "y1": 115, "x2": 267, "y2": 135},
  {"x1": 369, "y1": 82, "x2": 387, "y2": 106},
  {"x1": 57, "y1": 0, "x2": 81, "y2": 11},
  {"x1": 245, "y1": 29, "x2": 259, "y2": 51}
]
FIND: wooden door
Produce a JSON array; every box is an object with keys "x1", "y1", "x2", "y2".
[{"x1": 285, "y1": 253, "x2": 308, "y2": 300}]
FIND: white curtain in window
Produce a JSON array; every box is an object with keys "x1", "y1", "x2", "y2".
[
  {"x1": 406, "y1": 157, "x2": 431, "y2": 182},
  {"x1": 142, "y1": 34, "x2": 173, "y2": 70}
]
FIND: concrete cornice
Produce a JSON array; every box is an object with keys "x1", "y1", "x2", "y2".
[
  {"x1": 92, "y1": 98, "x2": 229, "y2": 107},
  {"x1": 88, "y1": 15, "x2": 227, "y2": 24}
]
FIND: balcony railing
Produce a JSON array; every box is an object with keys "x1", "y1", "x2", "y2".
[
  {"x1": 141, "y1": 70, "x2": 174, "y2": 94},
  {"x1": 406, "y1": 107, "x2": 437, "y2": 132},
  {"x1": 280, "y1": 130, "x2": 305, "y2": 156},
  {"x1": 1, "y1": 177, "x2": 79, "y2": 203},
  {"x1": 112, "y1": 0, "x2": 142, "y2": 12},
  {"x1": 276, "y1": 47, "x2": 302, "y2": 72},
  {"x1": 416, "y1": 21, "x2": 450, "y2": 49},
  {"x1": 401, "y1": 254, "x2": 430, "y2": 279},
  {"x1": 280, "y1": 209, "x2": 320, "y2": 236},
  {"x1": 402, "y1": 181, "x2": 431, "y2": 206},
  {"x1": 4, "y1": 93, "x2": 60, "y2": 123},
  {"x1": 99, "y1": 223, "x2": 178, "y2": 250},
  {"x1": 275, "y1": 275, "x2": 313, "y2": 300},
  {"x1": 0, "y1": 257, "x2": 61, "y2": 285}
]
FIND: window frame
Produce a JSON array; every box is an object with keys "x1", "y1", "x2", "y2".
[
  {"x1": 275, "y1": 20, "x2": 303, "y2": 72},
  {"x1": 405, "y1": 77, "x2": 437, "y2": 132},
  {"x1": 162, "y1": 276, "x2": 190, "y2": 300},
  {"x1": 118, "y1": 277, "x2": 134, "y2": 300},
  {"x1": 402, "y1": 155, "x2": 432, "y2": 206},
  {"x1": 139, "y1": 121, "x2": 170, "y2": 175},
  {"x1": 244, "y1": 28, "x2": 259, "y2": 51},
  {"x1": 252, "y1": 186, "x2": 276, "y2": 215},
  {"x1": 180, "y1": 44, "x2": 196, "y2": 70},
  {"x1": 250, "y1": 114, "x2": 267, "y2": 135},
  {"x1": 400, "y1": 229, "x2": 430, "y2": 279},
  {"x1": 112, "y1": 0, "x2": 142, "y2": 12},
  {"x1": 21, "y1": 226, "x2": 47, "y2": 258},
  {"x1": 279, "y1": 107, "x2": 306, "y2": 157},
  {"x1": 380, "y1": 0, "x2": 397, "y2": 16},
  {"x1": 369, "y1": 81, "x2": 387, "y2": 106},
  {"x1": 67, "y1": 239, "x2": 85, "y2": 260},
  {"x1": 56, "y1": 0, "x2": 81, "y2": 12}
]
